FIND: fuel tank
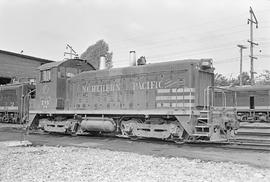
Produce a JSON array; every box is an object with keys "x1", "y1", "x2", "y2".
[{"x1": 80, "y1": 117, "x2": 116, "y2": 132}]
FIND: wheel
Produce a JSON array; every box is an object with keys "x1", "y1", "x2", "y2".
[{"x1": 120, "y1": 118, "x2": 142, "y2": 137}]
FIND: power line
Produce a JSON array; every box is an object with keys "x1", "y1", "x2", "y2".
[
  {"x1": 108, "y1": 8, "x2": 269, "y2": 70},
  {"x1": 107, "y1": 7, "x2": 270, "y2": 47},
  {"x1": 107, "y1": 11, "x2": 270, "y2": 51},
  {"x1": 111, "y1": 26, "x2": 270, "y2": 55},
  {"x1": 111, "y1": 24, "x2": 250, "y2": 51},
  {"x1": 105, "y1": 11, "x2": 249, "y2": 44},
  {"x1": 113, "y1": 41, "x2": 270, "y2": 65}
]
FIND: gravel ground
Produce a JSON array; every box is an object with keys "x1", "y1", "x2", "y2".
[{"x1": 0, "y1": 146, "x2": 269, "y2": 182}]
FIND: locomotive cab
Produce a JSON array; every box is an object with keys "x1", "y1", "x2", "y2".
[{"x1": 35, "y1": 59, "x2": 95, "y2": 110}]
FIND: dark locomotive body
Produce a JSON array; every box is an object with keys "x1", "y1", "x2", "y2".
[
  {"x1": 214, "y1": 85, "x2": 270, "y2": 122},
  {"x1": 29, "y1": 58, "x2": 238, "y2": 142},
  {"x1": 68, "y1": 59, "x2": 212, "y2": 111},
  {"x1": 0, "y1": 83, "x2": 33, "y2": 123}
]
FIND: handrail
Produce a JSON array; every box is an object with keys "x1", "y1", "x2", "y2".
[
  {"x1": 21, "y1": 89, "x2": 36, "y2": 124},
  {"x1": 175, "y1": 88, "x2": 179, "y2": 109},
  {"x1": 207, "y1": 86, "x2": 210, "y2": 109},
  {"x1": 203, "y1": 88, "x2": 207, "y2": 110}
]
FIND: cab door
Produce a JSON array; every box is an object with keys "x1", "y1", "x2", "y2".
[{"x1": 250, "y1": 95, "x2": 255, "y2": 109}]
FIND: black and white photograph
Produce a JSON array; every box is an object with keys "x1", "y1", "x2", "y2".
[{"x1": 0, "y1": 0, "x2": 270, "y2": 181}]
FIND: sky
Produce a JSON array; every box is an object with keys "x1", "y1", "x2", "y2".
[{"x1": 0, "y1": 0, "x2": 269, "y2": 78}]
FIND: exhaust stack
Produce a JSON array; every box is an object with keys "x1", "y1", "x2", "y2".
[
  {"x1": 99, "y1": 56, "x2": 106, "y2": 70},
  {"x1": 129, "y1": 51, "x2": 136, "y2": 66}
]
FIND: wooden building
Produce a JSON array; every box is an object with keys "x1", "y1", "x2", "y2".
[{"x1": 0, "y1": 49, "x2": 53, "y2": 84}]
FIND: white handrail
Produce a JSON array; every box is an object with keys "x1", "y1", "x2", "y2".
[{"x1": 203, "y1": 88, "x2": 206, "y2": 110}]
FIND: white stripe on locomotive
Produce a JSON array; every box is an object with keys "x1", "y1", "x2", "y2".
[
  {"x1": 156, "y1": 102, "x2": 195, "y2": 108},
  {"x1": 156, "y1": 95, "x2": 195, "y2": 101}
]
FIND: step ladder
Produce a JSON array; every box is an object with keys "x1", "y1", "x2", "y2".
[
  {"x1": 197, "y1": 110, "x2": 209, "y2": 121},
  {"x1": 192, "y1": 110, "x2": 211, "y2": 137}
]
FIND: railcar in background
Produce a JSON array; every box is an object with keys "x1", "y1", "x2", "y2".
[
  {"x1": 214, "y1": 85, "x2": 270, "y2": 122},
  {"x1": 29, "y1": 58, "x2": 238, "y2": 143},
  {"x1": 0, "y1": 83, "x2": 33, "y2": 123}
]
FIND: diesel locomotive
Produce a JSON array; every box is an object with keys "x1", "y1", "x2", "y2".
[
  {"x1": 0, "y1": 83, "x2": 33, "y2": 123},
  {"x1": 27, "y1": 57, "x2": 238, "y2": 142}
]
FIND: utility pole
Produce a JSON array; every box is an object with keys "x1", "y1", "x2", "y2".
[
  {"x1": 64, "y1": 44, "x2": 78, "y2": 59},
  {"x1": 247, "y1": 7, "x2": 258, "y2": 85},
  {"x1": 237, "y1": 45, "x2": 247, "y2": 86}
]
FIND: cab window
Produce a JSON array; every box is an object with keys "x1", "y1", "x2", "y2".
[
  {"x1": 40, "y1": 69, "x2": 51, "y2": 82},
  {"x1": 66, "y1": 67, "x2": 77, "y2": 78},
  {"x1": 58, "y1": 67, "x2": 66, "y2": 78}
]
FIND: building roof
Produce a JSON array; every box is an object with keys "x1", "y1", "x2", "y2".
[{"x1": 0, "y1": 49, "x2": 53, "y2": 63}]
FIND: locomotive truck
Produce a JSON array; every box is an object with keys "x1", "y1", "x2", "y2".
[{"x1": 26, "y1": 57, "x2": 238, "y2": 142}]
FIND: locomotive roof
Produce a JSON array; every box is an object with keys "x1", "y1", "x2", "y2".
[
  {"x1": 70, "y1": 59, "x2": 213, "y2": 80},
  {"x1": 0, "y1": 83, "x2": 26, "y2": 91},
  {"x1": 229, "y1": 85, "x2": 270, "y2": 91},
  {"x1": 38, "y1": 58, "x2": 95, "y2": 71}
]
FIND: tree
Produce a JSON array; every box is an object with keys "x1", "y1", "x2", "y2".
[
  {"x1": 80, "y1": 40, "x2": 113, "y2": 69},
  {"x1": 256, "y1": 70, "x2": 270, "y2": 85},
  {"x1": 258, "y1": 70, "x2": 270, "y2": 80},
  {"x1": 234, "y1": 72, "x2": 251, "y2": 86},
  {"x1": 214, "y1": 73, "x2": 230, "y2": 86},
  {"x1": 214, "y1": 72, "x2": 251, "y2": 86}
]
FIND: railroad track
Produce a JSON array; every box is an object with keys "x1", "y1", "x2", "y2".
[
  {"x1": 29, "y1": 130, "x2": 270, "y2": 152},
  {"x1": 1, "y1": 124, "x2": 270, "y2": 152},
  {"x1": 231, "y1": 122, "x2": 270, "y2": 151}
]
